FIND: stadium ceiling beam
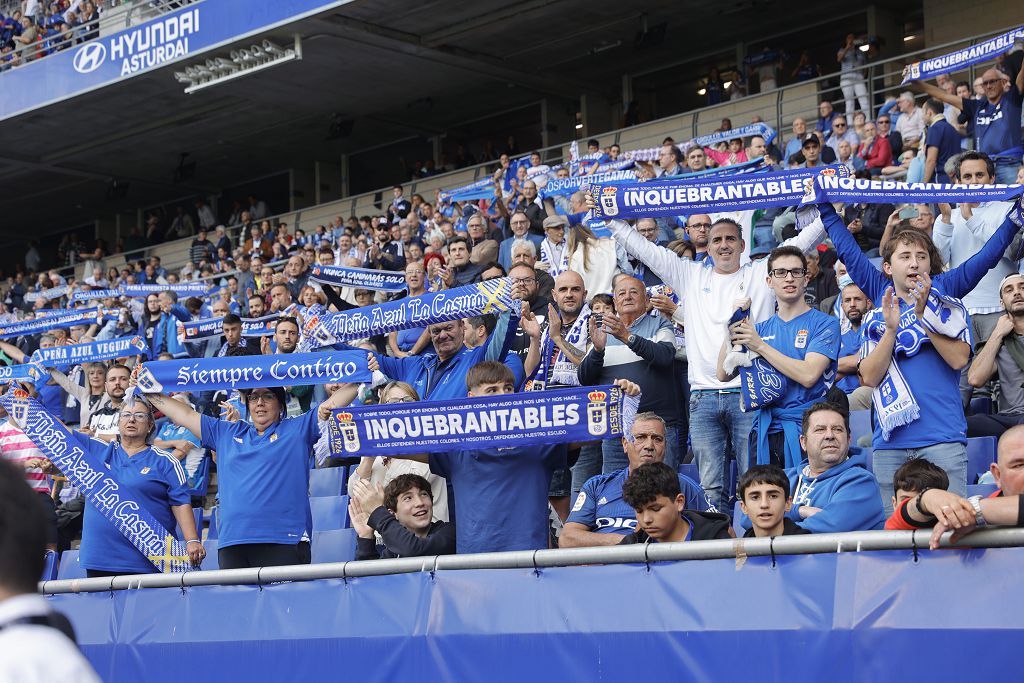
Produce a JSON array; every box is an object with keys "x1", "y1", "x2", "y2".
[
  {"x1": 0, "y1": 152, "x2": 211, "y2": 195},
  {"x1": 420, "y1": 0, "x2": 570, "y2": 46},
  {"x1": 320, "y1": 15, "x2": 613, "y2": 100}
]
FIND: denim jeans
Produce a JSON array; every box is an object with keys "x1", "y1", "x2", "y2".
[
  {"x1": 601, "y1": 425, "x2": 679, "y2": 475},
  {"x1": 873, "y1": 442, "x2": 968, "y2": 516},
  {"x1": 688, "y1": 390, "x2": 756, "y2": 512},
  {"x1": 571, "y1": 442, "x2": 603, "y2": 499}
]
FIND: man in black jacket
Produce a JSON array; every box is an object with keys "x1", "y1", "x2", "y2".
[
  {"x1": 351, "y1": 474, "x2": 455, "y2": 559},
  {"x1": 618, "y1": 463, "x2": 732, "y2": 543}
]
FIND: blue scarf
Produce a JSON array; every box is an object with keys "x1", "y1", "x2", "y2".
[
  {"x1": 805, "y1": 175, "x2": 1024, "y2": 205},
  {"x1": 902, "y1": 26, "x2": 1024, "y2": 83},
  {"x1": 122, "y1": 283, "x2": 214, "y2": 299},
  {"x1": 25, "y1": 285, "x2": 69, "y2": 303},
  {"x1": 692, "y1": 122, "x2": 777, "y2": 147},
  {"x1": 308, "y1": 264, "x2": 407, "y2": 292},
  {"x1": 0, "y1": 364, "x2": 45, "y2": 383},
  {"x1": 0, "y1": 307, "x2": 115, "y2": 339},
  {"x1": 438, "y1": 177, "x2": 496, "y2": 203},
  {"x1": 300, "y1": 277, "x2": 518, "y2": 351},
  {"x1": 31, "y1": 335, "x2": 148, "y2": 367},
  {"x1": 541, "y1": 168, "x2": 638, "y2": 199},
  {"x1": 135, "y1": 351, "x2": 370, "y2": 393},
  {"x1": 177, "y1": 313, "x2": 280, "y2": 343},
  {"x1": 588, "y1": 165, "x2": 846, "y2": 224},
  {"x1": 69, "y1": 288, "x2": 122, "y2": 303},
  {"x1": 0, "y1": 388, "x2": 190, "y2": 572},
  {"x1": 324, "y1": 385, "x2": 638, "y2": 457}
]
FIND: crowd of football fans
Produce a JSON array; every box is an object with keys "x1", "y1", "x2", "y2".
[{"x1": 2, "y1": 37, "x2": 1024, "y2": 588}]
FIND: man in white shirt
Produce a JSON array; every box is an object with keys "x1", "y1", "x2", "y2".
[
  {"x1": 932, "y1": 151, "x2": 1016, "y2": 408},
  {"x1": 0, "y1": 460, "x2": 100, "y2": 682},
  {"x1": 599, "y1": 198, "x2": 827, "y2": 510},
  {"x1": 894, "y1": 91, "x2": 925, "y2": 148}
]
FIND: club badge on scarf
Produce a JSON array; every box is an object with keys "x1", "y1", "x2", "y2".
[
  {"x1": 300, "y1": 277, "x2": 518, "y2": 351},
  {"x1": 862, "y1": 287, "x2": 971, "y2": 439},
  {"x1": 135, "y1": 351, "x2": 371, "y2": 393},
  {"x1": 308, "y1": 264, "x2": 408, "y2": 293},
  {"x1": 326, "y1": 385, "x2": 637, "y2": 457},
  {"x1": 0, "y1": 387, "x2": 190, "y2": 573},
  {"x1": 902, "y1": 26, "x2": 1024, "y2": 83},
  {"x1": 588, "y1": 165, "x2": 846, "y2": 225},
  {"x1": 31, "y1": 335, "x2": 148, "y2": 367}
]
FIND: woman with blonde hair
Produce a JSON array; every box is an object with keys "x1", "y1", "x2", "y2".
[{"x1": 345, "y1": 381, "x2": 449, "y2": 522}]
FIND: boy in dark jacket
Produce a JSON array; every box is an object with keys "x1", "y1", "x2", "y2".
[
  {"x1": 618, "y1": 463, "x2": 732, "y2": 544},
  {"x1": 738, "y1": 464, "x2": 811, "y2": 538},
  {"x1": 351, "y1": 474, "x2": 455, "y2": 560}
]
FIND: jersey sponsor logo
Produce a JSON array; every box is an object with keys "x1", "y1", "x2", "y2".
[
  {"x1": 595, "y1": 516, "x2": 638, "y2": 530},
  {"x1": 73, "y1": 42, "x2": 106, "y2": 73},
  {"x1": 571, "y1": 491, "x2": 586, "y2": 513}
]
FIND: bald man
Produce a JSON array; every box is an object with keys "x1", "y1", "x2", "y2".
[
  {"x1": 914, "y1": 61, "x2": 1024, "y2": 184},
  {"x1": 522, "y1": 270, "x2": 589, "y2": 389},
  {"x1": 990, "y1": 426, "x2": 1024, "y2": 496},
  {"x1": 967, "y1": 274, "x2": 1024, "y2": 437}
]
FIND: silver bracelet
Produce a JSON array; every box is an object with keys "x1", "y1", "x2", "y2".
[{"x1": 186, "y1": 539, "x2": 203, "y2": 546}]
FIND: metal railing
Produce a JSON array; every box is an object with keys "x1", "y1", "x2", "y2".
[
  {"x1": 38, "y1": 526, "x2": 1024, "y2": 594},
  {"x1": 43, "y1": 22, "x2": 1018, "y2": 281}
]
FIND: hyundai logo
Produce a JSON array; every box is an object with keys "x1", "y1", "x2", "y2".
[{"x1": 73, "y1": 43, "x2": 107, "y2": 74}]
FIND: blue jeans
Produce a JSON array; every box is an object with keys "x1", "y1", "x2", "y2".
[
  {"x1": 601, "y1": 425, "x2": 679, "y2": 475},
  {"x1": 873, "y1": 442, "x2": 967, "y2": 516},
  {"x1": 571, "y1": 442, "x2": 603, "y2": 499},
  {"x1": 688, "y1": 390, "x2": 756, "y2": 512},
  {"x1": 994, "y1": 157, "x2": 1022, "y2": 185}
]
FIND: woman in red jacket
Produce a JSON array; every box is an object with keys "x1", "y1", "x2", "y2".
[{"x1": 857, "y1": 121, "x2": 893, "y2": 175}]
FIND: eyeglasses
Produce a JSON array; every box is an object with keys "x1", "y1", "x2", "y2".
[
  {"x1": 770, "y1": 268, "x2": 807, "y2": 279},
  {"x1": 982, "y1": 78, "x2": 1004, "y2": 87},
  {"x1": 877, "y1": 119, "x2": 890, "y2": 124},
  {"x1": 119, "y1": 412, "x2": 149, "y2": 422},
  {"x1": 512, "y1": 277, "x2": 536, "y2": 285},
  {"x1": 834, "y1": 123, "x2": 847, "y2": 128},
  {"x1": 382, "y1": 397, "x2": 416, "y2": 404},
  {"x1": 687, "y1": 222, "x2": 712, "y2": 230},
  {"x1": 247, "y1": 392, "x2": 277, "y2": 404}
]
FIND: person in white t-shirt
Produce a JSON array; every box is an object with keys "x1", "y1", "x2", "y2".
[{"x1": 593, "y1": 195, "x2": 827, "y2": 511}]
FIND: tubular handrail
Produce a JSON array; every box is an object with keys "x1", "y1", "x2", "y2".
[
  {"x1": 38, "y1": 526, "x2": 1024, "y2": 594},
  {"x1": 38, "y1": 22, "x2": 1019, "y2": 280}
]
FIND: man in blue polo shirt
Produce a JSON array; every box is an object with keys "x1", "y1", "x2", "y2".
[
  {"x1": 718, "y1": 245, "x2": 840, "y2": 470},
  {"x1": 374, "y1": 307, "x2": 519, "y2": 401},
  {"x1": 559, "y1": 411, "x2": 713, "y2": 547},
  {"x1": 915, "y1": 60, "x2": 1024, "y2": 183},
  {"x1": 921, "y1": 98, "x2": 963, "y2": 184},
  {"x1": 427, "y1": 362, "x2": 644, "y2": 554}
]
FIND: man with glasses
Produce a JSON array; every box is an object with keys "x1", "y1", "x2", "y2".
[
  {"x1": 875, "y1": 114, "x2": 903, "y2": 158},
  {"x1": 718, "y1": 246, "x2": 839, "y2": 468},
  {"x1": 513, "y1": 179, "x2": 548, "y2": 235},
  {"x1": 685, "y1": 215, "x2": 713, "y2": 262},
  {"x1": 826, "y1": 115, "x2": 859, "y2": 158},
  {"x1": 499, "y1": 211, "x2": 542, "y2": 272},
  {"x1": 914, "y1": 61, "x2": 1024, "y2": 184},
  {"x1": 364, "y1": 219, "x2": 406, "y2": 272}
]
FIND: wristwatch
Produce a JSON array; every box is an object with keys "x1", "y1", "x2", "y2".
[
  {"x1": 967, "y1": 495, "x2": 987, "y2": 526},
  {"x1": 627, "y1": 334, "x2": 637, "y2": 346}
]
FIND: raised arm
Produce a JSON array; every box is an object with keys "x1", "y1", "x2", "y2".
[
  {"x1": 0, "y1": 340, "x2": 27, "y2": 364},
  {"x1": 607, "y1": 218, "x2": 693, "y2": 295},
  {"x1": 911, "y1": 79, "x2": 961, "y2": 109},
  {"x1": 818, "y1": 202, "x2": 886, "y2": 303},
  {"x1": 145, "y1": 393, "x2": 202, "y2": 439},
  {"x1": 940, "y1": 199, "x2": 1023, "y2": 298}
]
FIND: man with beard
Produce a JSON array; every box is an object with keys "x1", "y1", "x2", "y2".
[
  {"x1": 967, "y1": 275, "x2": 1024, "y2": 437},
  {"x1": 835, "y1": 282, "x2": 873, "y2": 410},
  {"x1": 506, "y1": 263, "x2": 552, "y2": 369},
  {"x1": 364, "y1": 220, "x2": 406, "y2": 272}
]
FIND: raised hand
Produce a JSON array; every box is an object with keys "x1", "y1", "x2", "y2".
[{"x1": 881, "y1": 287, "x2": 901, "y2": 330}]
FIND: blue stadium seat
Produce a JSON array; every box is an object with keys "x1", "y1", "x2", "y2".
[
  {"x1": 201, "y1": 539, "x2": 219, "y2": 571},
  {"x1": 186, "y1": 454, "x2": 213, "y2": 498},
  {"x1": 310, "y1": 495, "x2": 349, "y2": 531},
  {"x1": 310, "y1": 466, "x2": 346, "y2": 497},
  {"x1": 312, "y1": 528, "x2": 357, "y2": 564},
  {"x1": 57, "y1": 550, "x2": 86, "y2": 580},
  {"x1": 849, "y1": 410, "x2": 872, "y2": 442},
  {"x1": 41, "y1": 550, "x2": 58, "y2": 582},
  {"x1": 969, "y1": 396, "x2": 993, "y2": 416},
  {"x1": 967, "y1": 484, "x2": 998, "y2": 498},
  {"x1": 678, "y1": 463, "x2": 699, "y2": 483},
  {"x1": 174, "y1": 507, "x2": 205, "y2": 541},
  {"x1": 967, "y1": 437, "x2": 997, "y2": 484}
]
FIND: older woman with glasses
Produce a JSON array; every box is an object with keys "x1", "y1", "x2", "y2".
[
  {"x1": 388, "y1": 262, "x2": 431, "y2": 358},
  {"x1": 144, "y1": 382, "x2": 354, "y2": 569},
  {"x1": 66, "y1": 399, "x2": 203, "y2": 577},
  {"x1": 345, "y1": 382, "x2": 449, "y2": 522}
]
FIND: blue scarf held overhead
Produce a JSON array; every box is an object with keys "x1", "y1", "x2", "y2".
[
  {"x1": 307, "y1": 264, "x2": 407, "y2": 293},
  {"x1": 31, "y1": 335, "x2": 148, "y2": 367},
  {"x1": 438, "y1": 177, "x2": 497, "y2": 203},
  {"x1": 902, "y1": 26, "x2": 1024, "y2": 83},
  {"x1": 121, "y1": 282, "x2": 214, "y2": 299},
  {"x1": 135, "y1": 351, "x2": 371, "y2": 393},
  {"x1": 177, "y1": 313, "x2": 281, "y2": 344},
  {"x1": 69, "y1": 288, "x2": 122, "y2": 303},
  {"x1": 0, "y1": 388, "x2": 190, "y2": 573},
  {"x1": 324, "y1": 385, "x2": 638, "y2": 458},
  {"x1": 0, "y1": 307, "x2": 116, "y2": 339},
  {"x1": 803, "y1": 175, "x2": 1024, "y2": 206}
]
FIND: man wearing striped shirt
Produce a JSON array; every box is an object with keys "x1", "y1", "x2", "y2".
[{"x1": 0, "y1": 417, "x2": 56, "y2": 549}]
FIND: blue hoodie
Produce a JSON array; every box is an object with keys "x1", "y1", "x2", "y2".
[
  {"x1": 785, "y1": 449, "x2": 884, "y2": 533},
  {"x1": 146, "y1": 304, "x2": 190, "y2": 359}
]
